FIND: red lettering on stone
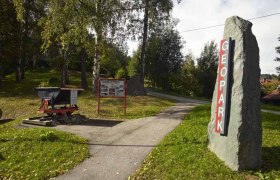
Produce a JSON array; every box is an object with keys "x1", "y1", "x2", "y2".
[{"x1": 215, "y1": 39, "x2": 228, "y2": 133}]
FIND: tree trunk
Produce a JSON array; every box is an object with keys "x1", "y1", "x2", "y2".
[
  {"x1": 20, "y1": 1, "x2": 30, "y2": 80},
  {"x1": 32, "y1": 55, "x2": 37, "y2": 68},
  {"x1": 92, "y1": 1, "x2": 103, "y2": 95},
  {"x1": 61, "y1": 64, "x2": 66, "y2": 87},
  {"x1": 92, "y1": 43, "x2": 100, "y2": 94},
  {"x1": 139, "y1": 0, "x2": 149, "y2": 87},
  {"x1": 65, "y1": 67, "x2": 69, "y2": 84},
  {"x1": 16, "y1": 23, "x2": 23, "y2": 83},
  {"x1": 81, "y1": 48, "x2": 88, "y2": 89},
  {"x1": 60, "y1": 49, "x2": 69, "y2": 87},
  {"x1": 21, "y1": 67, "x2": 25, "y2": 79},
  {"x1": 0, "y1": 41, "x2": 2, "y2": 88},
  {"x1": 16, "y1": 66, "x2": 21, "y2": 83},
  {"x1": 0, "y1": 66, "x2": 2, "y2": 88}
]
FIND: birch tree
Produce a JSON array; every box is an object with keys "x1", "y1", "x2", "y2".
[{"x1": 14, "y1": 0, "x2": 125, "y2": 90}]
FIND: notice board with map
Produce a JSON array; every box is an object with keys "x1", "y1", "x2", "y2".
[
  {"x1": 97, "y1": 78, "x2": 126, "y2": 115},
  {"x1": 99, "y1": 79, "x2": 125, "y2": 97}
]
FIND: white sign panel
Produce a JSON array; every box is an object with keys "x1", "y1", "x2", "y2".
[
  {"x1": 100, "y1": 79, "x2": 125, "y2": 97},
  {"x1": 70, "y1": 90, "x2": 78, "y2": 105}
]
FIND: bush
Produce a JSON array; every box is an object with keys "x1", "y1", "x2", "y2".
[
  {"x1": 39, "y1": 81, "x2": 50, "y2": 87},
  {"x1": 115, "y1": 68, "x2": 126, "y2": 78},
  {"x1": 261, "y1": 80, "x2": 280, "y2": 95}
]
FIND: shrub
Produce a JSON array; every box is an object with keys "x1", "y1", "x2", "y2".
[
  {"x1": 261, "y1": 80, "x2": 280, "y2": 95},
  {"x1": 115, "y1": 68, "x2": 126, "y2": 78},
  {"x1": 39, "y1": 81, "x2": 50, "y2": 87}
]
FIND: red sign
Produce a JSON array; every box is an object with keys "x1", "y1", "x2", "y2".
[
  {"x1": 97, "y1": 78, "x2": 126, "y2": 115},
  {"x1": 215, "y1": 38, "x2": 232, "y2": 135}
]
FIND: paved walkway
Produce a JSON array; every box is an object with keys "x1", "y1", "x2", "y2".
[
  {"x1": 146, "y1": 90, "x2": 210, "y2": 104},
  {"x1": 53, "y1": 92, "x2": 207, "y2": 180},
  {"x1": 261, "y1": 109, "x2": 280, "y2": 115}
]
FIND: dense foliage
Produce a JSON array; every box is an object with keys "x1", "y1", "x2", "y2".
[
  {"x1": 144, "y1": 38, "x2": 219, "y2": 98},
  {"x1": 145, "y1": 28, "x2": 184, "y2": 90},
  {"x1": 196, "y1": 40, "x2": 218, "y2": 98},
  {"x1": 1, "y1": 0, "x2": 277, "y2": 98}
]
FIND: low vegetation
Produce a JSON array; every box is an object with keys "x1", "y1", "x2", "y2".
[
  {"x1": 131, "y1": 105, "x2": 280, "y2": 179},
  {"x1": 0, "y1": 121, "x2": 89, "y2": 179},
  {"x1": 262, "y1": 103, "x2": 280, "y2": 111}
]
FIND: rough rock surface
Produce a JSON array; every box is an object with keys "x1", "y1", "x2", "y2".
[
  {"x1": 126, "y1": 76, "x2": 146, "y2": 96},
  {"x1": 208, "y1": 16, "x2": 262, "y2": 171}
]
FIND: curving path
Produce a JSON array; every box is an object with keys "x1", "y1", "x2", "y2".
[
  {"x1": 53, "y1": 91, "x2": 207, "y2": 180},
  {"x1": 261, "y1": 109, "x2": 280, "y2": 115}
]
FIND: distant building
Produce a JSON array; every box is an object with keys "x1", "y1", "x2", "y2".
[
  {"x1": 260, "y1": 78, "x2": 273, "y2": 84},
  {"x1": 262, "y1": 85, "x2": 280, "y2": 105}
]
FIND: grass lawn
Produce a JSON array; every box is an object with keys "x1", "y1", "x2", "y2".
[
  {"x1": 261, "y1": 103, "x2": 280, "y2": 112},
  {"x1": 131, "y1": 105, "x2": 280, "y2": 179},
  {"x1": 0, "y1": 125, "x2": 89, "y2": 179},
  {"x1": 0, "y1": 69, "x2": 175, "y2": 121},
  {"x1": 0, "y1": 69, "x2": 175, "y2": 179}
]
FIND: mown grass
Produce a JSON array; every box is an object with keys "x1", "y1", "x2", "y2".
[
  {"x1": 78, "y1": 96, "x2": 174, "y2": 120},
  {"x1": 0, "y1": 69, "x2": 175, "y2": 121},
  {"x1": 0, "y1": 69, "x2": 175, "y2": 179},
  {"x1": 0, "y1": 70, "x2": 90, "y2": 179},
  {"x1": 262, "y1": 103, "x2": 280, "y2": 112},
  {"x1": 0, "y1": 125, "x2": 89, "y2": 179},
  {"x1": 131, "y1": 105, "x2": 280, "y2": 179}
]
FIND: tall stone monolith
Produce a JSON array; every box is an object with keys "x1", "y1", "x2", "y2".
[{"x1": 208, "y1": 16, "x2": 262, "y2": 171}]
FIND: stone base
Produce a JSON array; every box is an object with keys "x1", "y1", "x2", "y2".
[{"x1": 126, "y1": 76, "x2": 146, "y2": 96}]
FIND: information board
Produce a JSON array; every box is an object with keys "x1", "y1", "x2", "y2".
[
  {"x1": 99, "y1": 79, "x2": 125, "y2": 97},
  {"x1": 97, "y1": 78, "x2": 126, "y2": 115},
  {"x1": 215, "y1": 37, "x2": 232, "y2": 136}
]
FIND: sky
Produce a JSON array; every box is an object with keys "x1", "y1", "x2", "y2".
[{"x1": 128, "y1": 0, "x2": 280, "y2": 75}]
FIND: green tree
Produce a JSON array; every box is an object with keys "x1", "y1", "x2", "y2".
[
  {"x1": 145, "y1": 28, "x2": 183, "y2": 90},
  {"x1": 39, "y1": 0, "x2": 95, "y2": 87},
  {"x1": 0, "y1": 0, "x2": 21, "y2": 87},
  {"x1": 196, "y1": 40, "x2": 219, "y2": 98},
  {"x1": 15, "y1": 0, "x2": 125, "y2": 89},
  {"x1": 127, "y1": 50, "x2": 140, "y2": 78},
  {"x1": 275, "y1": 35, "x2": 280, "y2": 75},
  {"x1": 127, "y1": 0, "x2": 175, "y2": 88},
  {"x1": 13, "y1": 0, "x2": 45, "y2": 82},
  {"x1": 172, "y1": 53, "x2": 201, "y2": 96},
  {"x1": 100, "y1": 42, "x2": 128, "y2": 78},
  {"x1": 40, "y1": 0, "x2": 125, "y2": 91}
]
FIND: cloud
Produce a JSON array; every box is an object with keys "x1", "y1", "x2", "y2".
[{"x1": 172, "y1": 0, "x2": 280, "y2": 74}]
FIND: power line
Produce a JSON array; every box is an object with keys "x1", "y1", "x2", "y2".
[
  {"x1": 179, "y1": 12, "x2": 280, "y2": 33},
  {"x1": 247, "y1": 12, "x2": 280, "y2": 20}
]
